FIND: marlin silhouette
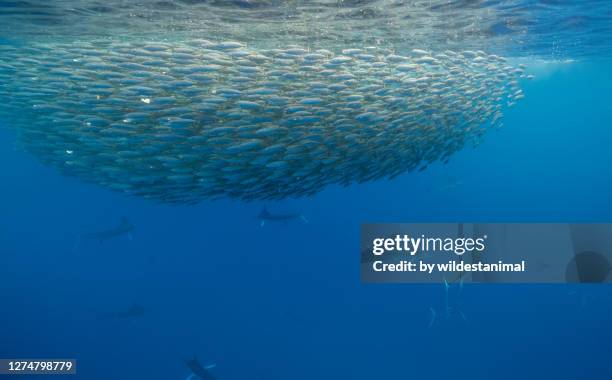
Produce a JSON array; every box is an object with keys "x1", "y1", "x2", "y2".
[
  {"x1": 185, "y1": 356, "x2": 216, "y2": 380},
  {"x1": 257, "y1": 206, "x2": 308, "y2": 227},
  {"x1": 428, "y1": 223, "x2": 467, "y2": 328},
  {"x1": 428, "y1": 277, "x2": 467, "y2": 328},
  {"x1": 73, "y1": 217, "x2": 134, "y2": 250}
]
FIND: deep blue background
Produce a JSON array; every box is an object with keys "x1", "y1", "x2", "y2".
[{"x1": 1, "y1": 60, "x2": 612, "y2": 379}]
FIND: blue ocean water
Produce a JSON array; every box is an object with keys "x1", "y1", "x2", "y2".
[{"x1": 1, "y1": 1, "x2": 612, "y2": 379}]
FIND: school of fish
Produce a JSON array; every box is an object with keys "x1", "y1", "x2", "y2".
[{"x1": 0, "y1": 39, "x2": 528, "y2": 203}]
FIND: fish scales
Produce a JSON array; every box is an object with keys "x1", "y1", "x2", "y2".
[{"x1": 0, "y1": 40, "x2": 526, "y2": 203}]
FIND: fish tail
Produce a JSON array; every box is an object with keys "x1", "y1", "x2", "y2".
[
  {"x1": 300, "y1": 215, "x2": 309, "y2": 223},
  {"x1": 427, "y1": 307, "x2": 436, "y2": 328}
]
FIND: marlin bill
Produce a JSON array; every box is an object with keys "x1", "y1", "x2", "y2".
[{"x1": 0, "y1": 40, "x2": 528, "y2": 204}]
